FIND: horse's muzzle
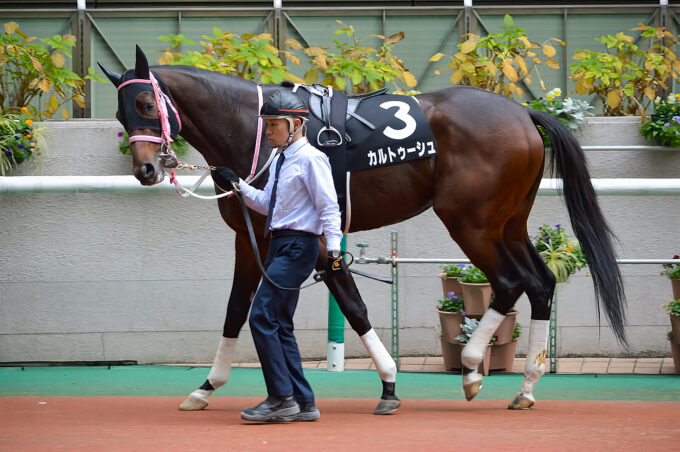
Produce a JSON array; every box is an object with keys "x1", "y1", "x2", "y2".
[{"x1": 135, "y1": 162, "x2": 162, "y2": 185}]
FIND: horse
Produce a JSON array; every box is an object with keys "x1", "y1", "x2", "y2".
[{"x1": 99, "y1": 46, "x2": 626, "y2": 413}]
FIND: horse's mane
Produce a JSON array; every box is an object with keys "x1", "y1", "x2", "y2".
[{"x1": 151, "y1": 65, "x2": 257, "y2": 107}]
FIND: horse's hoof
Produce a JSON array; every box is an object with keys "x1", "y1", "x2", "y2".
[
  {"x1": 508, "y1": 393, "x2": 535, "y2": 410},
  {"x1": 462, "y1": 372, "x2": 483, "y2": 401},
  {"x1": 179, "y1": 395, "x2": 209, "y2": 411},
  {"x1": 374, "y1": 398, "x2": 401, "y2": 415}
]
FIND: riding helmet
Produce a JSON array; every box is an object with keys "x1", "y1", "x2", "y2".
[{"x1": 259, "y1": 90, "x2": 309, "y2": 119}]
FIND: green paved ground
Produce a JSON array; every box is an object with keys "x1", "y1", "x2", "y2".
[{"x1": 1, "y1": 366, "x2": 679, "y2": 401}]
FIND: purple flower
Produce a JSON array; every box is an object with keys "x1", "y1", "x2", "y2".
[
  {"x1": 17, "y1": 144, "x2": 24, "y2": 150},
  {"x1": 117, "y1": 132, "x2": 124, "y2": 138},
  {"x1": 673, "y1": 116, "x2": 680, "y2": 124},
  {"x1": 5, "y1": 151, "x2": 12, "y2": 157},
  {"x1": 665, "y1": 122, "x2": 671, "y2": 127}
]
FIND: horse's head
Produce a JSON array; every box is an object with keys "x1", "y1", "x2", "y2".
[{"x1": 98, "y1": 45, "x2": 181, "y2": 185}]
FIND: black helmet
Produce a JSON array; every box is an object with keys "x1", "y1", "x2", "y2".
[{"x1": 260, "y1": 90, "x2": 309, "y2": 118}]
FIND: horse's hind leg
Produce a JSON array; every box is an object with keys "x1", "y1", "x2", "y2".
[
  {"x1": 507, "y1": 237, "x2": 555, "y2": 410},
  {"x1": 179, "y1": 232, "x2": 264, "y2": 411},
  {"x1": 323, "y1": 260, "x2": 400, "y2": 415}
]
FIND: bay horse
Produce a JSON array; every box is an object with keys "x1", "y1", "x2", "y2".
[{"x1": 99, "y1": 46, "x2": 626, "y2": 413}]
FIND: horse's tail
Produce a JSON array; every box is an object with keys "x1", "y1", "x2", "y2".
[{"x1": 528, "y1": 109, "x2": 627, "y2": 346}]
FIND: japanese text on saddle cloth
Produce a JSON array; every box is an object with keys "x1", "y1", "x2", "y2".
[{"x1": 290, "y1": 83, "x2": 438, "y2": 231}]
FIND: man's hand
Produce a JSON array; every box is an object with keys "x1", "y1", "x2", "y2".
[{"x1": 212, "y1": 167, "x2": 239, "y2": 190}]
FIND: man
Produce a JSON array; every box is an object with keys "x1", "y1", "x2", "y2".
[{"x1": 212, "y1": 89, "x2": 342, "y2": 422}]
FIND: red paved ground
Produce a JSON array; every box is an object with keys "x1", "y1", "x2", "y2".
[{"x1": 1, "y1": 397, "x2": 679, "y2": 451}]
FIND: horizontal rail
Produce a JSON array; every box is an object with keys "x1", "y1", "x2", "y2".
[
  {"x1": 2, "y1": 176, "x2": 680, "y2": 196},
  {"x1": 355, "y1": 257, "x2": 680, "y2": 265}
]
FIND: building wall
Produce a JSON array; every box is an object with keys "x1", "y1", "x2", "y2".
[{"x1": 1, "y1": 117, "x2": 679, "y2": 363}]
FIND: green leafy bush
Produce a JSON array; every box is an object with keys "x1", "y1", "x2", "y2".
[
  {"x1": 534, "y1": 224, "x2": 587, "y2": 283},
  {"x1": 639, "y1": 94, "x2": 680, "y2": 147},
  {"x1": 661, "y1": 254, "x2": 680, "y2": 279},
  {"x1": 430, "y1": 14, "x2": 563, "y2": 100},
  {"x1": 570, "y1": 24, "x2": 680, "y2": 117},
  {"x1": 662, "y1": 298, "x2": 680, "y2": 317},
  {"x1": 442, "y1": 263, "x2": 466, "y2": 278},
  {"x1": 0, "y1": 109, "x2": 42, "y2": 174},
  {"x1": 1, "y1": 21, "x2": 102, "y2": 119},
  {"x1": 437, "y1": 291, "x2": 464, "y2": 313},
  {"x1": 292, "y1": 20, "x2": 417, "y2": 95},
  {"x1": 460, "y1": 265, "x2": 489, "y2": 284}
]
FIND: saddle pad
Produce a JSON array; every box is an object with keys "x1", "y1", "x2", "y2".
[{"x1": 346, "y1": 94, "x2": 437, "y2": 171}]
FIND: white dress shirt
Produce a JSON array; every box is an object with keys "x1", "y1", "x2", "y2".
[{"x1": 238, "y1": 137, "x2": 343, "y2": 251}]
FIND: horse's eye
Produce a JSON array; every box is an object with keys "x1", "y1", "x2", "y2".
[{"x1": 144, "y1": 102, "x2": 155, "y2": 113}]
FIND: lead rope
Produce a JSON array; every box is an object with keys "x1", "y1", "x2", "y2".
[{"x1": 168, "y1": 85, "x2": 270, "y2": 200}]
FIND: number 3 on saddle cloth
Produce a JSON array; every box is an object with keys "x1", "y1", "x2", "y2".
[{"x1": 290, "y1": 82, "x2": 438, "y2": 232}]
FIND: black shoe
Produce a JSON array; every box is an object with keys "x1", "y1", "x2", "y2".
[
  {"x1": 295, "y1": 402, "x2": 320, "y2": 422},
  {"x1": 241, "y1": 395, "x2": 300, "y2": 422}
]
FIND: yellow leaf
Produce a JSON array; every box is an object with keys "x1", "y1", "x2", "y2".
[
  {"x1": 73, "y1": 94, "x2": 85, "y2": 108},
  {"x1": 574, "y1": 79, "x2": 588, "y2": 95},
  {"x1": 525, "y1": 75, "x2": 532, "y2": 85},
  {"x1": 545, "y1": 58, "x2": 560, "y2": 70},
  {"x1": 61, "y1": 108, "x2": 70, "y2": 119},
  {"x1": 0, "y1": 53, "x2": 8, "y2": 66},
  {"x1": 449, "y1": 69, "x2": 464, "y2": 85},
  {"x1": 304, "y1": 68, "x2": 318, "y2": 85},
  {"x1": 502, "y1": 62, "x2": 518, "y2": 82},
  {"x1": 31, "y1": 56, "x2": 42, "y2": 72},
  {"x1": 429, "y1": 52, "x2": 446, "y2": 62},
  {"x1": 619, "y1": 33, "x2": 634, "y2": 43},
  {"x1": 644, "y1": 86, "x2": 656, "y2": 101},
  {"x1": 542, "y1": 44, "x2": 556, "y2": 58},
  {"x1": 607, "y1": 90, "x2": 620, "y2": 109},
  {"x1": 38, "y1": 78, "x2": 51, "y2": 93},
  {"x1": 484, "y1": 61, "x2": 498, "y2": 77},
  {"x1": 289, "y1": 55, "x2": 301, "y2": 66},
  {"x1": 403, "y1": 71, "x2": 417, "y2": 88},
  {"x1": 551, "y1": 38, "x2": 566, "y2": 46},
  {"x1": 385, "y1": 31, "x2": 404, "y2": 45},
  {"x1": 286, "y1": 38, "x2": 302, "y2": 50},
  {"x1": 305, "y1": 46, "x2": 326, "y2": 57},
  {"x1": 460, "y1": 40, "x2": 477, "y2": 54},
  {"x1": 518, "y1": 36, "x2": 538, "y2": 49},
  {"x1": 515, "y1": 86, "x2": 524, "y2": 98},
  {"x1": 316, "y1": 54, "x2": 328, "y2": 71},
  {"x1": 51, "y1": 52, "x2": 65, "y2": 68},
  {"x1": 527, "y1": 51, "x2": 536, "y2": 57},
  {"x1": 49, "y1": 95, "x2": 59, "y2": 110},
  {"x1": 515, "y1": 55, "x2": 528, "y2": 75},
  {"x1": 460, "y1": 62, "x2": 475, "y2": 73},
  {"x1": 3, "y1": 21, "x2": 19, "y2": 34},
  {"x1": 539, "y1": 79, "x2": 546, "y2": 91},
  {"x1": 158, "y1": 51, "x2": 174, "y2": 65},
  {"x1": 573, "y1": 51, "x2": 587, "y2": 61}
]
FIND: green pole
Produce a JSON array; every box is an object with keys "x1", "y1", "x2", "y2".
[{"x1": 327, "y1": 234, "x2": 346, "y2": 371}]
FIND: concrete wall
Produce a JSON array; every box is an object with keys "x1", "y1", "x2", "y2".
[{"x1": 1, "y1": 117, "x2": 679, "y2": 363}]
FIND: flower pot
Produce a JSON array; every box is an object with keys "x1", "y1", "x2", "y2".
[
  {"x1": 488, "y1": 339, "x2": 519, "y2": 373},
  {"x1": 439, "y1": 274, "x2": 463, "y2": 298},
  {"x1": 672, "y1": 278, "x2": 680, "y2": 300},
  {"x1": 492, "y1": 310, "x2": 518, "y2": 345},
  {"x1": 670, "y1": 315, "x2": 680, "y2": 345},
  {"x1": 440, "y1": 339, "x2": 490, "y2": 374},
  {"x1": 437, "y1": 310, "x2": 481, "y2": 343},
  {"x1": 460, "y1": 282, "x2": 493, "y2": 315},
  {"x1": 671, "y1": 340, "x2": 680, "y2": 374}
]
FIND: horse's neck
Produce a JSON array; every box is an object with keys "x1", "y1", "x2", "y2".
[{"x1": 160, "y1": 68, "x2": 267, "y2": 179}]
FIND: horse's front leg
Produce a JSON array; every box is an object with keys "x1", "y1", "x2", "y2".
[
  {"x1": 179, "y1": 231, "x2": 264, "y2": 411},
  {"x1": 322, "y1": 258, "x2": 400, "y2": 415}
]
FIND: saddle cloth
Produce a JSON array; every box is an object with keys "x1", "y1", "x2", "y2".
[{"x1": 288, "y1": 83, "x2": 438, "y2": 231}]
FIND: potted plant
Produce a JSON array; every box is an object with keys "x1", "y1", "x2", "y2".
[
  {"x1": 438, "y1": 263, "x2": 466, "y2": 298},
  {"x1": 436, "y1": 291, "x2": 470, "y2": 343},
  {"x1": 459, "y1": 265, "x2": 493, "y2": 315},
  {"x1": 451, "y1": 317, "x2": 521, "y2": 375},
  {"x1": 663, "y1": 298, "x2": 680, "y2": 352},
  {"x1": 534, "y1": 224, "x2": 587, "y2": 284},
  {"x1": 639, "y1": 95, "x2": 680, "y2": 148},
  {"x1": 661, "y1": 255, "x2": 680, "y2": 299}
]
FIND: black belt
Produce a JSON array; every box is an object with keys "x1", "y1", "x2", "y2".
[{"x1": 271, "y1": 229, "x2": 317, "y2": 238}]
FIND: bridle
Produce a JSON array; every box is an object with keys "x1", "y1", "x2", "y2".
[{"x1": 117, "y1": 72, "x2": 271, "y2": 200}]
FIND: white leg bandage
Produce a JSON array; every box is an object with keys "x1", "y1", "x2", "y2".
[
  {"x1": 519, "y1": 320, "x2": 550, "y2": 397},
  {"x1": 188, "y1": 336, "x2": 237, "y2": 403},
  {"x1": 461, "y1": 308, "x2": 505, "y2": 369},
  {"x1": 361, "y1": 329, "x2": 397, "y2": 383}
]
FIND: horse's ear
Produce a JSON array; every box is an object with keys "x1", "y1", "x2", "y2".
[
  {"x1": 134, "y1": 44, "x2": 150, "y2": 79},
  {"x1": 97, "y1": 62, "x2": 122, "y2": 88}
]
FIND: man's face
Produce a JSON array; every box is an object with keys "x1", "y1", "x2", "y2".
[{"x1": 265, "y1": 117, "x2": 295, "y2": 148}]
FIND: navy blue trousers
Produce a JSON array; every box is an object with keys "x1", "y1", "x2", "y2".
[{"x1": 249, "y1": 234, "x2": 318, "y2": 403}]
